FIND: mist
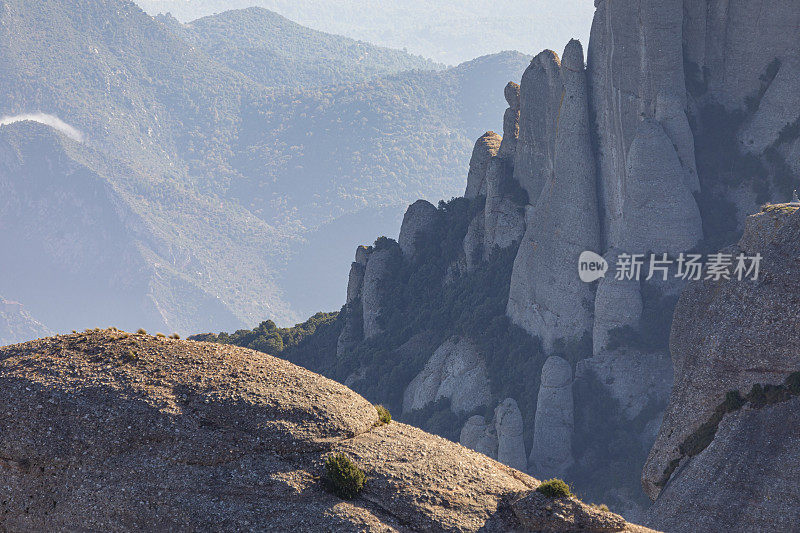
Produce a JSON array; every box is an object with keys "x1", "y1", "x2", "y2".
[{"x1": 0, "y1": 113, "x2": 84, "y2": 142}]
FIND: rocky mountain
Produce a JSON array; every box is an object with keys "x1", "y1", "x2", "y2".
[
  {"x1": 134, "y1": 0, "x2": 595, "y2": 65},
  {"x1": 0, "y1": 296, "x2": 50, "y2": 346},
  {"x1": 0, "y1": 329, "x2": 654, "y2": 532},
  {"x1": 0, "y1": 0, "x2": 529, "y2": 336},
  {"x1": 200, "y1": 0, "x2": 800, "y2": 523},
  {"x1": 641, "y1": 205, "x2": 800, "y2": 532}
]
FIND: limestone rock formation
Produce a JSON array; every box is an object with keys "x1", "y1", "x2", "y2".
[
  {"x1": 0, "y1": 297, "x2": 50, "y2": 346},
  {"x1": 337, "y1": 245, "x2": 371, "y2": 357},
  {"x1": 459, "y1": 414, "x2": 498, "y2": 458},
  {"x1": 494, "y1": 398, "x2": 528, "y2": 472},
  {"x1": 682, "y1": 0, "x2": 800, "y2": 111},
  {"x1": 345, "y1": 246, "x2": 369, "y2": 304},
  {"x1": 739, "y1": 56, "x2": 800, "y2": 154},
  {"x1": 398, "y1": 200, "x2": 438, "y2": 259},
  {"x1": 482, "y1": 81, "x2": 525, "y2": 253},
  {"x1": 498, "y1": 81, "x2": 521, "y2": 160},
  {"x1": 512, "y1": 49, "x2": 563, "y2": 204},
  {"x1": 592, "y1": 250, "x2": 643, "y2": 355},
  {"x1": 507, "y1": 40, "x2": 601, "y2": 351},
  {"x1": 463, "y1": 212, "x2": 485, "y2": 271},
  {"x1": 482, "y1": 173, "x2": 525, "y2": 251},
  {"x1": 588, "y1": 0, "x2": 687, "y2": 248},
  {"x1": 655, "y1": 91, "x2": 700, "y2": 193},
  {"x1": 530, "y1": 356, "x2": 574, "y2": 479},
  {"x1": 465, "y1": 132, "x2": 502, "y2": 199},
  {"x1": 0, "y1": 330, "x2": 653, "y2": 532},
  {"x1": 621, "y1": 119, "x2": 703, "y2": 254},
  {"x1": 403, "y1": 337, "x2": 490, "y2": 415},
  {"x1": 642, "y1": 205, "x2": 800, "y2": 531},
  {"x1": 577, "y1": 349, "x2": 673, "y2": 421},
  {"x1": 361, "y1": 245, "x2": 398, "y2": 340}
]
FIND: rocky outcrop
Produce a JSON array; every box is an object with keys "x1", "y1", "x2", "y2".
[
  {"x1": 507, "y1": 40, "x2": 601, "y2": 350},
  {"x1": 398, "y1": 200, "x2": 438, "y2": 259},
  {"x1": 592, "y1": 250, "x2": 643, "y2": 355},
  {"x1": 494, "y1": 398, "x2": 528, "y2": 472},
  {"x1": 530, "y1": 356, "x2": 574, "y2": 478},
  {"x1": 577, "y1": 350, "x2": 672, "y2": 421},
  {"x1": 621, "y1": 119, "x2": 703, "y2": 254},
  {"x1": 588, "y1": 0, "x2": 686, "y2": 248},
  {"x1": 402, "y1": 337, "x2": 490, "y2": 415},
  {"x1": 337, "y1": 246, "x2": 371, "y2": 357},
  {"x1": 0, "y1": 330, "x2": 653, "y2": 532},
  {"x1": 512, "y1": 50, "x2": 563, "y2": 204},
  {"x1": 655, "y1": 92, "x2": 700, "y2": 193},
  {"x1": 361, "y1": 245, "x2": 398, "y2": 340},
  {"x1": 642, "y1": 205, "x2": 800, "y2": 531},
  {"x1": 345, "y1": 246, "x2": 369, "y2": 304},
  {"x1": 482, "y1": 82, "x2": 525, "y2": 253},
  {"x1": 682, "y1": 0, "x2": 800, "y2": 111},
  {"x1": 0, "y1": 297, "x2": 50, "y2": 346},
  {"x1": 465, "y1": 132, "x2": 502, "y2": 199},
  {"x1": 459, "y1": 414, "x2": 498, "y2": 458},
  {"x1": 739, "y1": 56, "x2": 800, "y2": 154},
  {"x1": 499, "y1": 82, "x2": 521, "y2": 160}
]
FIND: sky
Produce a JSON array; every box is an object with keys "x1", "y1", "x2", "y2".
[{"x1": 135, "y1": 0, "x2": 596, "y2": 65}]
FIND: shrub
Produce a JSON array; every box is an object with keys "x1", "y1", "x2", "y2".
[
  {"x1": 536, "y1": 478, "x2": 572, "y2": 498},
  {"x1": 323, "y1": 453, "x2": 366, "y2": 499},
  {"x1": 375, "y1": 405, "x2": 391, "y2": 425},
  {"x1": 170, "y1": 333, "x2": 181, "y2": 339},
  {"x1": 156, "y1": 332, "x2": 166, "y2": 338},
  {"x1": 136, "y1": 328, "x2": 147, "y2": 335}
]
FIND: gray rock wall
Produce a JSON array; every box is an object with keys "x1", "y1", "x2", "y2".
[
  {"x1": 495, "y1": 398, "x2": 528, "y2": 472},
  {"x1": 465, "y1": 132, "x2": 502, "y2": 199},
  {"x1": 507, "y1": 40, "x2": 601, "y2": 350},
  {"x1": 402, "y1": 337, "x2": 491, "y2": 415},
  {"x1": 361, "y1": 246, "x2": 397, "y2": 340},
  {"x1": 398, "y1": 200, "x2": 438, "y2": 259},
  {"x1": 530, "y1": 356, "x2": 574, "y2": 479},
  {"x1": 512, "y1": 50, "x2": 563, "y2": 205}
]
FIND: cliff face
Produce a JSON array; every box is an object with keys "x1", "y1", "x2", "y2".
[
  {"x1": 0, "y1": 330, "x2": 654, "y2": 532},
  {"x1": 642, "y1": 205, "x2": 800, "y2": 531},
  {"x1": 209, "y1": 0, "x2": 800, "y2": 523}
]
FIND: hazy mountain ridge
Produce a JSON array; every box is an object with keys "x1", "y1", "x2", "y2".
[
  {"x1": 0, "y1": 0, "x2": 529, "y2": 334},
  {"x1": 134, "y1": 0, "x2": 595, "y2": 65},
  {"x1": 158, "y1": 7, "x2": 442, "y2": 89}
]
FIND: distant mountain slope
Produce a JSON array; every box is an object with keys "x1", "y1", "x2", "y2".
[
  {"x1": 159, "y1": 7, "x2": 441, "y2": 88},
  {"x1": 0, "y1": 0, "x2": 530, "y2": 331},
  {"x1": 135, "y1": 0, "x2": 595, "y2": 65},
  {"x1": 0, "y1": 296, "x2": 50, "y2": 346}
]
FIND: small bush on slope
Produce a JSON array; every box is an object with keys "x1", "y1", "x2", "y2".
[
  {"x1": 324, "y1": 453, "x2": 366, "y2": 499},
  {"x1": 536, "y1": 479, "x2": 572, "y2": 498}
]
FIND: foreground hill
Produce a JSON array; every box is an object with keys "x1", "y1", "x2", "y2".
[
  {"x1": 0, "y1": 330, "x2": 652, "y2": 532},
  {"x1": 0, "y1": 0, "x2": 529, "y2": 333}
]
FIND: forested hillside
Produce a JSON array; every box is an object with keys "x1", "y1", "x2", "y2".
[
  {"x1": 159, "y1": 7, "x2": 440, "y2": 88},
  {"x1": 0, "y1": 0, "x2": 529, "y2": 334},
  {"x1": 136, "y1": 0, "x2": 594, "y2": 64}
]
